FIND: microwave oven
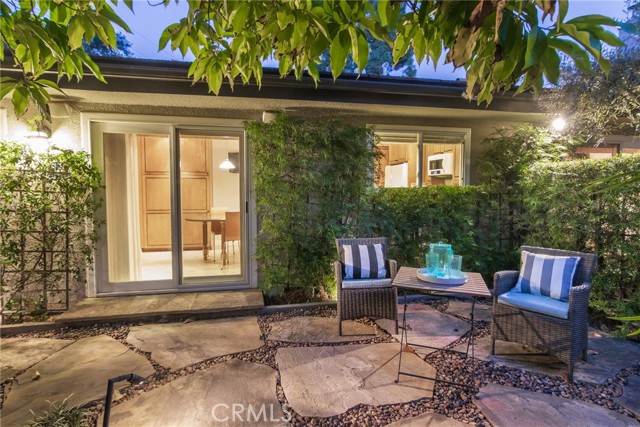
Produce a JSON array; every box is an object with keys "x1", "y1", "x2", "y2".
[{"x1": 427, "y1": 152, "x2": 454, "y2": 177}]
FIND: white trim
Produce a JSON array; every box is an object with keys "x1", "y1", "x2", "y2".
[
  {"x1": 372, "y1": 124, "x2": 472, "y2": 186},
  {"x1": 81, "y1": 112, "x2": 257, "y2": 296}
]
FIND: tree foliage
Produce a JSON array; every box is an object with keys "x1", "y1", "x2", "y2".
[
  {"x1": 1, "y1": 0, "x2": 636, "y2": 119},
  {"x1": 317, "y1": 31, "x2": 417, "y2": 77},
  {"x1": 0, "y1": 0, "x2": 133, "y2": 120},
  {"x1": 83, "y1": 31, "x2": 133, "y2": 58},
  {"x1": 476, "y1": 124, "x2": 574, "y2": 193},
  {"x1": 538, "y1": 1, "x2": 640, "y2": 144}
]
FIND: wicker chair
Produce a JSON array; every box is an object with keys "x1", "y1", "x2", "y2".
[
  {"x1": 335, "y1": 237, "x2": 398, "y2": 336},
  {"x1": 491, "y1": 245, "x2": 598, "y2": 382}
]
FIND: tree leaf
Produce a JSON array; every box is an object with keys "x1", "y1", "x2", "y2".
[
  {"x1": 540, "y1": 48, "x2": 560, "y2": 85},
  {"x1": 307, "y1": 61, "x2": 320, "y2": 84},
  {"x1": 447, "y1": 26, "x2": 480, "y2": 67},
  {"x1": 355, "y1": 32, "x2": 369, "y2": 72},
  {"x1": 12, "y1": 85, "x2": 30, "y2": 117},
  {"x1": 524, "y1": 26, "x2": 547, "y2": 70},
  {"x1": 231, "y1": 2, "x2": 251, "y2": 33},
  {"x1": 0, "y1": 79, "x2": 18, "y2": 100},
  {"x1": 310, "y1": 34, "x2": 329, "y2": 59},
  {"x1": 330, "y1": 30, "x2": 351, "y2": 79},
  {"x1": 67, "y1": 17, "x2": 85, "y2": 51},
  {"x1": 566, "y1": 14, "x2": 619, "y2": 27}
]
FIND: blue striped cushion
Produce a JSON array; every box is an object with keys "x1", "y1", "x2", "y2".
[
  {"x1": 514, "y1": 251, "x2": 581, "y2": 301},
  {"x1": 342, "y1": 243, "x2": 387, "y2": 279}
]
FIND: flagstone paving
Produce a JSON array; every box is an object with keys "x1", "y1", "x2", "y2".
[
  {"x1": 126, "y1": 316, "x2": 263, "y2": 370},
  {"x1": 2, "y1": 304, "x2": 639, "y2": 427},
  {"x1": 0, "y1": 337, "x2": 73, "y2": 381},
  {"x1": 614, "y1": 376, "x2": 640, "y2": 418},
  {"x1": 474, "y1": 383, "x2": 637, "y2": 427},
  {"x1": 445, "y1": 300, "x2": 492, "y2": 322},
  {"x1": 276, "y1": 343, "x2": 435, "y2": 418},
  {"x1": 456, "y1": 329, "x2": 640, "y2": 384},
  {"x1": 106, "y1": 359, "x2": 287, "y2": 427},
  {"x1": 2, "y1": 335, "x2": 154, "y2": 427},
  {"x1": 384, "y1": 412, "x2": 468, "y2": 427},
  {"x1": 376, "y1": 304, "x2": 470, "y2": 356},
  {"x1": 267, "y1": 316, "x2": 379, "y2": 343}
]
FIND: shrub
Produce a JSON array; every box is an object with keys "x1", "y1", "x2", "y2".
[
  {"x1": 356, "y1": 186, "x2": 517, "y2": 280},
  {"x1": 26, "y1": 397, "x2": 87, "y2": 427},
  {"x1": 521, "y1": 155, "x2": 640, "y2": 317},
  {"x1": 0, "y1": 141, "x2": 102, "y2": 322},
  {"x1": 246, "y1": 114, "x2": 377, "y2": 300}
]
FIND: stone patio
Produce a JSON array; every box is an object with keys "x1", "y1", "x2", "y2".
[
  {"x1": 106, "y1": 360, "x2": 286, "y2": 427},
  {"x1": 0, "y1": 337, "x2": 73, "y2": 381},
  {"x1": 475, "y1": 383, "x2": 637, "y2": 426},
  {"x1": 455, "y1": 329, "x2": 640, "y2": 384},
  {"x1": 276, "y1": 343, "x2": 435, "y2": 417},
  {"x1": 2, "y1": 304, "x2": 639, "y2": 426},
  {"x1": 1, "y1": 335, "x2": 155, "y2": 426},
  {"x1": 267, "y1": 316, "x2": 379, "y2": 343},
  {"x1": 376, "y1": 304, "x2": 470, "y2": 356},
  {"x1": 126, "y1": 317, "x2": 263, "y2": 370}
]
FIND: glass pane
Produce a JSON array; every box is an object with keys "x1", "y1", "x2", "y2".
[
  {"x1": 180, "y1": 135, "x2": 243, "y2": 280},
  {"x1": 104, "y1": 133, "x2": 173, "y2": 282},
  {"x1": 374, "y1": 143, "x2": 419, "y2": 188},
  {"x1": 422, "y1": 143, "x2": 463, "y2": 186}
]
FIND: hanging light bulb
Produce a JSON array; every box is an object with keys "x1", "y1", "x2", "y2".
[{"x1": 219, "y1": 140, "x2": 235, "y2": 169}]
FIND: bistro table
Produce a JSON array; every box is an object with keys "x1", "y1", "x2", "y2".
[
  {"x1": 392, "y1": 266, "x2": 491, "y2": 389},
  {"x1": 185, "y1": 213, "x2": 227, "y2": 265}
]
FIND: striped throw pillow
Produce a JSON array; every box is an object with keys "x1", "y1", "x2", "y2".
[
  {"x1": 342, "y1": 243, "x2": 387, "y2": 279},
  {"x1": 514, "y1": 251, "x2": 581, "y2": 301}
]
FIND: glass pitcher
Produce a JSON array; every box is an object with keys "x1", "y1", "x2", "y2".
[{"x1": 429, "y1": 242, "x2": 453, "y2": 277}]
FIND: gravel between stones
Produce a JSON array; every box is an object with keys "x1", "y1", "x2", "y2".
[{"x1": 3, "y1": 301, "x2": 639, "y2": 427}]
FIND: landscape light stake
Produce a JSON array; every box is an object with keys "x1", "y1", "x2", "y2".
[{"x1": 103, "y1": 373, "x2": 145, "y2": 427}]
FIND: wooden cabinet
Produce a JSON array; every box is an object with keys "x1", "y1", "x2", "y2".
[
  {"x1": 388, "y1": 144, "x2": 408, "y2": 165},
  {"x1": 374, "y1": 145, "x2": 389, "y2": 188},
  {"x1": 422, "y1": 143, "x2": 462, "y2": 187},
  {"x1": 139, "y1": 136, "x2": 212, "y2": 251}
]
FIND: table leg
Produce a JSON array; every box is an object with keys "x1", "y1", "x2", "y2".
[
  {"x1": 201, "y1": 222, "x2": 209, "y2": 260},
  {"x1": 466, "y1": 296, "x2": 477, "y2": 388},
  {"x1": 396, "y1": 289, "x2": 409, "y2": 383},
  {"x1": 220, "y1": 221, "x2": 228, "y2": 267}
]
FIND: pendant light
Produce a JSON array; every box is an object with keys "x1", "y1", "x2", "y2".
[{"x1": 219, "y1": 139, "x2": 235, "y2": 170}]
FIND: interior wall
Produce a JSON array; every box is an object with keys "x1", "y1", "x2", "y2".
[{"x1": 211, "y1": 137, "x2": 241, "y2": 212}]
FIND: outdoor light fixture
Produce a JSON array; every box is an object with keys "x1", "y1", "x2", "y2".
[
  {"x1": 103, "y1": 373, "x2": 145, "y2": 427},
  {"x1": 219, "y1": 140, "x2": 235, "y2": 170},
  {"x1": 26, "y1": 124, "x2": 51, "y2": 139},
  {"x1": 551, "y1": 117, "x2": 567, "y2": 132}
]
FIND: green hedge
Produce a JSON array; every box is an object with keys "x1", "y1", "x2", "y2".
[
  {"x1": 521, "y1": 156, "x2": 640, "y2": 316},
  {"x1": 246, "y1": 114, "x2": 377, "y2": 300},
  {"x1": 356, "y1": 186, "x2": 517, "y2": 279}
]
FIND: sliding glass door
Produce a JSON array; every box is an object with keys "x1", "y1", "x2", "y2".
[
  {"x1": 91, "y1": 121, "x2": 247, "y2": 294},
  {"x1": 178, "y1": 131, "x2": 245, "y2": 283}
]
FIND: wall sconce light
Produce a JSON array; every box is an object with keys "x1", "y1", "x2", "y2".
[
  {"x1": 26, "y1": 124, "x2": 51, "y2": 139},
  {"x1": 551, "y1": 117, "x2": 567, "y2": 132},
  {"x1": 25, "y1": 114, "x2": 51, "y2": 139},
  {"x1": 103, "y1": 373, "x2": 145, "y2": 427},
  {"x1": 262, "y1": 111, "x2": 277, "y2": 123}
]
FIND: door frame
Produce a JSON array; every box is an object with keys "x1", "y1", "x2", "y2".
[{"x1": 82, "y1": 112, "x2": 257, "y2": 297}]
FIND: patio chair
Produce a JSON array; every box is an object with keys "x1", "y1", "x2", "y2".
[
  {"x1": 491, "y1": 245, "x2": 598, "y2": 382},
  {"x1": 335, "y1": 237, "x2": 398, "y2": 336}
]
